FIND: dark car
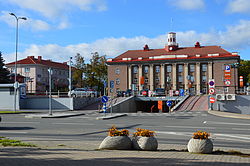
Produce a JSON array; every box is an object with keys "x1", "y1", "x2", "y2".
[
  {"x1": 124, "y1": 89, "x2": 132, "y2": 97},
  {"x1": 154, "y1": 88, "x2": 166, "y2": 96},
  {"x1": 116, "y1": 91, "x2": 125, "y2": 97}
]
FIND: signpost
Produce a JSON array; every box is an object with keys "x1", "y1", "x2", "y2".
[
  {"x1": 101, "y1": 96, "x2": 108, "y2": 115},
  {"x1": 166, "y1": 100, "x2": 173, "y2": 113},
  {"x1": 224, "y1": 80, "x2": 231, "y2": 86},
  {"x1": 224, "y1": 65, "x2": 231, "y2": 80},
  {"x1": 209, "y1": 88, "x2": 215, "y2": 95}
]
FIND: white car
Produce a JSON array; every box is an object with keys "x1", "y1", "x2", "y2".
[{"x1": 68, "y1": 88, "x2": 97, "y2": 97}]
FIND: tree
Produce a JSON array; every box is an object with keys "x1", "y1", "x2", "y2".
[
  {"x1": 239, "y1": 59, "x2": 250, "y2": 86},
  {"x1": 84, "y1": 52, "x2": 107, "y2": 92},
  {"x1": 0, "y1": 52, "x2": 11, "y2": 83},
  {"x1": 72, "y1": 53, "x2": 86, "y2": 88}
]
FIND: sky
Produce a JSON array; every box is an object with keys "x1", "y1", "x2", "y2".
[{"x1": 1, "y1": 0, "x2": 250, "y2": 64}]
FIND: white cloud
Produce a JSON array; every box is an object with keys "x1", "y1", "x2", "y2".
[
  {"x1": 0, "y1": 11, "x2": 50, "y2": 31},
  {"x1": 7, "y1": 0, "x2": 107, "y2": 18},
  {"x1": 168, "y1": 0, "x2": 205, "y2": 10},
  {"x1": 226, "y1": 0, "x2": 250, "y2": 14},
  {"x1": 4, "y1": 19, "x2": 250, "y2": 63}
]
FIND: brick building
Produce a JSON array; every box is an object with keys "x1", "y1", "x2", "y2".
[
  {"x1": 6, "y1": 56, "x2": 70, "y2": 93},
  {"x1": 107, "y1": 32, "x2": 240, "y2": 95}
]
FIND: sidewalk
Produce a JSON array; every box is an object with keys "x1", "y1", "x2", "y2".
[
  {"x1": 208, "y1": 110, "x2": 250, "y2": 120},
  {"x1": 0, "y1": 140, "x2": 249, "y2": 166}
]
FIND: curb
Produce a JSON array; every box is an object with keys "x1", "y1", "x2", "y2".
[
  {"x1": 208, "y1": 110, "x2": 250, "y2": 120},
  {"x1": 25, "y1": 113, "x2": 86, "y2": 118},
  {"x1": 96, "y1": 113, "x2": 127, "y2": 120}
]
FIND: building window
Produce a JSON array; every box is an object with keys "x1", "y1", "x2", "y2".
[
  {"x1": 115, "y1": 68, "x2": 120, "y2": 74},
  {"x1": 133, "y1": 78, "x2": 138, "y2": 83},
  {"x1": 155, "y1": 77, "x2": 160, "y2": 83},
  {"x1": 190, "y1": 75, "x2": 195, "y2": 82},
  {"x1": 116, "y1": 78, "x2": 120, "y2": 85},
  {"x1": 178, "y1": 65, "x2": 183, "y2": 72},
  {"x1": 166, "y1": 65, "x2": 172, "y2": 72},
  {"x1": 133, "y1": 66, "x2": 138, "y2": 74},
  {"x1": 155, "y1": 66, "x2": 160, "y2": 73},
  {"x1": 202, "y1": 75, "x2": 207, "y2": 82},
  {"x1": 178, "y1": 76, "x2": 183, "y2": 83},
  {"x1": 24, "y1": 67, "x2": 30, "y2": 73},
  {"x1": 202, "y1": 64, "x2": 207, "y2": 72},
  {"x1": 144, "y1": 66, "x2": 149, "y2": 73},
  {"x1": 189, "y1": 64, "x2": 195, "y2": 72},
  {"x1": 145, "y1": 78, "x2": 148, "y2": 83}
]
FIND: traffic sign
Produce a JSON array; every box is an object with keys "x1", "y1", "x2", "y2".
[
  {"x1": 103, "y1": 81, "x2": 107, "y2": 88},
  {"x1": 224, "y1": 80, "x2": 231, "y2": 86},
  {"x1": 175, "y1": 90, "x2": 179, "y2": 96},
  {"x1": 158, "y1": 100, "x2": 163, "y2": 110},
  {"x1": 209, "y1": 88, "x2": 215, "y2": 95},
  {"x1": 208, "y1": 79, "x2": 215, "y2": 88},
  {"x1": 166, "y1": 101, "x2": 173, "y2": 107},
  {"x1": 240, "y1": 76, "x2": 244, "y2": 87},
  {"x1": 101, "y1": 96, "x2": 109, "y2": 103},
  {"x1": 179, "y1": 89, "x2": 185, "y2": 96},
  {"x1": 225, "y1": 65, "x2": 231, "y2": 71},
  {"x1": 169, "y1": 90, "x2": 173, "y2": 97},
  {"x1": 209, "y1": 97, "x2": 216, "y2": 103},
  {"x1": 110, "y1": 80, "x2": 114, "y2": 89}
]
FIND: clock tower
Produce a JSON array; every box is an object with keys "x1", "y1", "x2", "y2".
[{"x1": 166, "y1": 32, "x2": 178, "y2": 51}]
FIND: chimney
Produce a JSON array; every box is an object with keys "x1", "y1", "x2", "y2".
[
  {"x1": 143, "y1": 44, "x2": 150, "y2": 51},
  {"x1": 38, "y1": 56, "x2": 42, "y2": 61},
  {"x1": 28, "y1": 56, "x2": 35, "y2": 59},
  {"x1": 195, "y1": 42, "x2": 201, "y2": 48}
]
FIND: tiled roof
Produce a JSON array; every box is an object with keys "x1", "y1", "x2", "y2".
[
  {"x1": 6, "y1": 56, "x2": 69, "y2": 69},
  {"x1": 110, "y1": 45, "x2": 238, "y2": 62}
]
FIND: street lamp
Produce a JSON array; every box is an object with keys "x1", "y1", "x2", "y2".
[
  {"x1": 9, "y1": 13, "x2": 27, "y2": 112},
  {"x1": 68, "y1": 57, "x2": 72, "y2": 92}
]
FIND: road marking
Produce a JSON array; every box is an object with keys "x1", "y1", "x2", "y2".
[
  {"x1": 52, "y1": 123, "x2": 95, "y2": 125},
  {"x1": 203, "y1": 121, "x2": 250, "y2": 126},
  {"x1": 0, "y1": 131, "x2": 27, "y2": 134},
  {"x1": 143, "y1": 125, "x2": 215, "y2": 129},
  {"x1": 3, "y1": 122, "x2": 40, "y2": 124},
  {"x1": 232, "y1": 128, "x2": 250, "y2": 131},
  {"x1": 214, "y1": 133, "x2": 250, "y2": 140}
]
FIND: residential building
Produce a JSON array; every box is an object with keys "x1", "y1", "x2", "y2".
[
  {"x1": 6, "y1": 56, "x2": 70, "y2": 92},
  {"x1": 107, "y1": 32, "x2": 240, "y2": 95}
]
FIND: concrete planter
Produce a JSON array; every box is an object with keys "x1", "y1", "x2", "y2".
[
  {"x1": 99, "y1": 136, "x2": 132, "y2": 150},
  {"x1": 132, "y1": 136, "x2": 158, "y2": 151},
  {"x1": 187, "y1": 138, "x2": 213, "y2": 154}
]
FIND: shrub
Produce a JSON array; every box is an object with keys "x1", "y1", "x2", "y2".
[
  {"x1": 192, "y1": 130, "x2": 210, "y2": 139},
  {"x1": 133, "y1": 128, "x2": 155, "y2": 137},
  {"x1": 108, "y1": 125, "x2": 129, "y2": 137}
]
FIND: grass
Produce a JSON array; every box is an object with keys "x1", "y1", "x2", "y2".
[{"x1": 0, "y1": 137, "x2": 36, "y2": 147}]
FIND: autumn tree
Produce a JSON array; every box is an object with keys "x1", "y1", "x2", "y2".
[
  {"x1": 239, "y1": 59, "x2": 250, "y2": 86},
  {"x1": 0, "y1": 52, "x2": 11, "y2": 83},
  {"x1": 72, "y1": 53, "x2": 86, "y2": 88}
]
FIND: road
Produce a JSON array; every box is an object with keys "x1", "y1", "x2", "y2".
[{"x1": 0, "y1": 111, "x2": 250, "y2": 149}]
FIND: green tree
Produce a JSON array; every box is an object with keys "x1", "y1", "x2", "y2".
[
  {"x1": 239, "y1": 59, "x2": 250, "y2": 86},
  {"x1": 84, "y1": 52, "x2": 107, "y2": 92},
  {"x1": 0, "y1": 52, "x2": 11, "y2": 83},
  {"x1": 72, "y1": 53, "x2": 86, "y2": 88}
]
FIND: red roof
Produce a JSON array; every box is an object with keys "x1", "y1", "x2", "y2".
[
  {"x1": 110, "y1": 45, "x2": 238, "y2": 62},
  {"x1": 6, "y1": 56, "x2": 69, "y2": 69}
]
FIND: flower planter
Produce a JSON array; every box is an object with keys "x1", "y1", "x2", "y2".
[
  {"x1": 187, "y1": 138, "x2": 213, "y2": 154},
  {"x1": 132, "y1": 136, "x2": 158, "y2": 151},
  {"x1": 99, "y1": 136, "x2": 132, "y2": 150}
]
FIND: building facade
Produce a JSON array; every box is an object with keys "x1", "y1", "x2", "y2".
[
  {"x1": 107, "y1": 32, "x2": 240, "y2": 95},
  {"x1": 6, "y1": 56, "x2": 70, "y2": 93}
]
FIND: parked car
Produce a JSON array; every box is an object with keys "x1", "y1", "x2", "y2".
[
  {"x1": 116, "y1": 91, "x2": 125, "y2": 97},
  {"x1": 153, "y1": 88, "x2": 166, "y2": 96},
  {"x1": 68, "y1": 88, "x2": 98, "y2": 97},
  {"x1": 139, "y1": 89, "x2": 149, "y2": 97},
  {"x1": 124, "y1": 89, "x2": 132, "y2": 97}
]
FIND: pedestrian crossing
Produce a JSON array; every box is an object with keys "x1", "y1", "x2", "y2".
[{"x1": 127, "y1": 111, "x2": 208, "y2": 117}]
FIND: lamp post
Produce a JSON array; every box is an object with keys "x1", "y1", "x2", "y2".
[
  {"x1": 48, "y1": 68, "x2": 53, "y2": 115},
  {"x1": 68, "y1": 57, "x2": 72, "y2": 93},
  {"x1": 9, "y1": 13, "x2": 27, "y2": 112}
]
